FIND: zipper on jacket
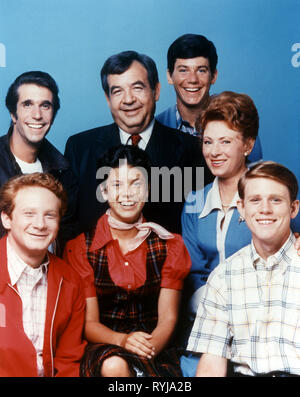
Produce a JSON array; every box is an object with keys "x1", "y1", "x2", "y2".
[
  {"x1": 7, "y1": 282, "x2": 39, "y2": 376},
  {"x1": 50, "y1": 277, "x2": 63, "y2": 377},
  {"x1": 7, "y1": 283, "x2": 21, "y2": 298}
]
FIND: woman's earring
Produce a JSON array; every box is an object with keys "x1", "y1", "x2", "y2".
[{"x1": 238, "y1": 216, "x2": 245, "y2": 223}]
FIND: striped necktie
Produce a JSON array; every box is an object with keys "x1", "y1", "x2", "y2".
[{"x1": 131, "y1": 134, "x2": 141, "y2": 146}]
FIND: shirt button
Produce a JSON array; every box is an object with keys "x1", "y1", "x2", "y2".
[{"x1": 124, "y1": 262, "x2": 129, "y2": 266}]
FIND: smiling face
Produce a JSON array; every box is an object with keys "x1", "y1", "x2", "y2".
[
  {"x1": 105, "y1": 61, "x2": 160, "y2": 134},
  {"x1": 10, "y1": 84, "x2": 54, "y2": 147},
  {"x1": 202, "y1": 120, "x2": 253, "y2": 180},
  {"x1": 167, "y1": 56, "x2": 217, "y2": 111},
  {"x1": 1, "y1": 186, "x2": 60, "y2": 267},
  {"x1": 237, "y1": 178, "x2": 299, "y2": 259},
  {"x1": 102, "y1": 162, "x2": 148, "y2": 224}
]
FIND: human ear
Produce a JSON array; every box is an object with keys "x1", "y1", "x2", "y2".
[
  {"x1": 1, "y1": 211, "x2": 12, "y2": 231},
  {"x1": 104, "y1": 93, "x2": 112, "y2": 110},
  {"x1": 290, "y1": 199, "x2": 300, "y2": 219},
  {"x1": 100, "y1": 181, "x2": 108, "y2": 201},
  {"x1": 211, "y1": 69, "x2": 218, "y2": 85},
  {"x1": 153, "y1": 82, "x2": 161, "y2": 101},
  {"x1": 10, "y1": 113, "x2": 17, "y2": 124},
  {"x1": 166, "y1": 70, "x2": 174, "y2": 85},
  {"x1": 244, "y1": 138, "x2": 255, "y2": 157}
]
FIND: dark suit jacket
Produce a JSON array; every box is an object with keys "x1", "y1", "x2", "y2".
[{"x1": 64, "y1": 120, "x2": 212, "y2": 236}]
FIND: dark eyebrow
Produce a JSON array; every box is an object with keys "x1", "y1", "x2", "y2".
[
  {"x1": 110, "y1": 85, "x2": 121, "y2": 94},
  {"x1": 41, "y1": 100, "x2": 53, "y2": 106},
  {"x1": 21, "y1": 99, "x2": 33, "y2": 105},
  {"x1": 132, "y1": 80, "x2": 146, "y2": 87},
  {"x1": 110, "y1": 80, "x2": 146, "y2": 94},
  {"x1": 21, "y1": 99, "x2": 53, "y2": 106}
]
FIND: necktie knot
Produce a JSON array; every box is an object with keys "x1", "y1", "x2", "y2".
[{"x1": 131, "y1": 134, "x2": 141, "y2": 146}]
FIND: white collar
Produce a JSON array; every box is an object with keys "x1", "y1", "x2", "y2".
[
  {"x1": 7, "y1": 238, "x2": 49, "y2": 286},
  {"x1": 199, "y1": 177, "x2": 239, "y2": 219},
  {"x1": 119, "y1": 119, "x2": 154, "y2": 149},
  {"x1": 250, "y1": 232, "x2": 295, "y2": 273}
]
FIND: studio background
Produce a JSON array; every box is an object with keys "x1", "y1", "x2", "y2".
[{"x1": 0, "y1": 0, "x2": 299, "y2": 184}]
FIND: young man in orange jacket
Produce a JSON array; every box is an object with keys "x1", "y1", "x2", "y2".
[{"x1": 0, "y1": 172, "x2": 86, "y2": 377}]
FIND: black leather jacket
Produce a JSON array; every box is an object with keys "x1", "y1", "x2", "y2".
[{"x1": 0, "y1": 130, "x2": 79, "y2": 254}]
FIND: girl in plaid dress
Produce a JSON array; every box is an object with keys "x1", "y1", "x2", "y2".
[{"x1": 64, "y1": 145, "x2": 191, "y2": 377}]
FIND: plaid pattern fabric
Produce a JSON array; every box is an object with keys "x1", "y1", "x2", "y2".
[
  {"x1": 188, "y1": 233, "x2": 300, "y2": 376},
  {"x1": 175, "y1": 106, "x2": 201, "y2": 137},
  {"x1": 82, "y1": 229, "x2": 183, "y2": 377},
  {"x1": 7, "y1": 240, "x2": 48, "y2": 377},
  {"x1": 80, "y1": 343, "x2": 183, "y2": 377},
  {"x1": 85, "y1": 230, "x2": 167, "y2": 334}
]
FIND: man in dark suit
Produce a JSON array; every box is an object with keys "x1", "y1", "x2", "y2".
[{"x1": 64, "y1": 51, "x2": 211, "y2": 235}]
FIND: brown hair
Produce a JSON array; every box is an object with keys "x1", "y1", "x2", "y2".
[
  {"x1": 238, "y1": 161, "x2": 298, "y2": 202},
  {"x1": 197, "y1": 91, "x2": 259, "y2": 141},
  {"x1": 0, "y1": 173, "x2": 67, "y2": 218}
]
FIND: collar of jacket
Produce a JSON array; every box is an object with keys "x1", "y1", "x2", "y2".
[{"x1": 3, "y1": 129, "x2": 69, "y2": 174}]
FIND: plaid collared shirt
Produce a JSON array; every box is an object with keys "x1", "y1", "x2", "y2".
[
  {"x1": 7, "y1": 240, "x2": 49, "y2": 377},
  {"x1": 175, "y1": 107, "x2": 201, "y2": 137},
  {"x1": 187, "y1": 233, "x2": 300, "y2": 376}
]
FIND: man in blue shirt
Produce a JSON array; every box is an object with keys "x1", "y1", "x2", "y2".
[{"x1": 156, "y1": 34, "x2": 262, "y2": 163}]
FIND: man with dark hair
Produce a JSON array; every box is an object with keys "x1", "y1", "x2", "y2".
[
  {"x1": 156, "y1": 34, "x2": 262, "y2": 163},
  {"x1": 65, "y1": 50, "x2": 209, "y2": 235},
  {"x1": 0, "y1": 71, "x2": 78, "y2": 253}
]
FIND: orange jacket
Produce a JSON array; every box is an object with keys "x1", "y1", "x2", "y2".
[{"x1": 0, "y1": 236, "x2": 86, "y2": 377}]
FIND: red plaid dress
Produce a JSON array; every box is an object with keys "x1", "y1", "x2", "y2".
[{"x1": 80, "y1": 227, "x2": 183, "y2": 377}]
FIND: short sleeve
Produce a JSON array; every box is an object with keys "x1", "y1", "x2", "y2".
[
  {"x1": 160, "y1": 234, "x2": 192, "y2": 290},
  {"x1": 63, "y1": 234, "x2": 96, "y2": 298},
  {"x1": 187, "y1": 266, "x2": 232, "y2": 359}
]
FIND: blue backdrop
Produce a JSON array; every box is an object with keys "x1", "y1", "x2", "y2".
[{"x1": 0, "y1": 0, "x2": 299, "y2": 184}]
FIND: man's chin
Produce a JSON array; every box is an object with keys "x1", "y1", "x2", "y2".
[{"x1": 179, "y1": 94, "x2": 210, "y2": 110}]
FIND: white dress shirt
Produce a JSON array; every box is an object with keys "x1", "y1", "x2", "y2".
[{"x1": 119, "y1": 119, "x2": 154, "y2": 150}]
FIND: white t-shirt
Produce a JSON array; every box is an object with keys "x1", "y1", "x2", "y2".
[{"x1": 14, "y1": 155, "x2": 43, "y2": 174}]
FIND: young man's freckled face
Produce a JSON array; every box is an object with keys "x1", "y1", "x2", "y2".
[
  {"x1": 1, "y1": 186, "x2": 61, "y2": 263},
  {"x1": 237, "y1": 177, "x2": 299, "y2": 257}
]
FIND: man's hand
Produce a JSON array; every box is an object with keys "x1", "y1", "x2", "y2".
[{"x1": 122, "y1": 331, "x2": 155, "y2": 359}]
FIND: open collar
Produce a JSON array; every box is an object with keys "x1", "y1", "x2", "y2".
[
  {"x1": 199, "y1": 177, "x2": 239, "y2": 219},
  {"x1": 250, "y1": 232, "x2": 295, "y2": 274},
  {"x1": 89, "y1": 214, "x2": 113, "y2": 252}
]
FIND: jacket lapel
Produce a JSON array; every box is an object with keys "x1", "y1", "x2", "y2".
[
  {"x1": 145, "y1": 121, "x2": 183, "y2": 167},
  {"x1": 93, "y1": 123, "x2": 121, "y2": 160},
  {"x1": 43, "y1": 253, "x2": 63, "y2": 376}
]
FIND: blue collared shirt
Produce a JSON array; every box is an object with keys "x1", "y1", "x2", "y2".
[{"x1": 175, "y1": 106, "x2": 201, "y2": 137}]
